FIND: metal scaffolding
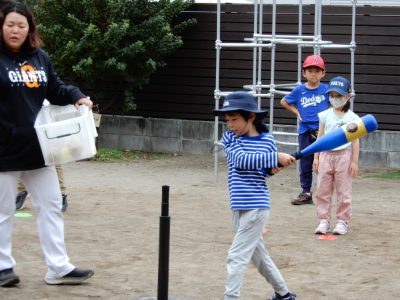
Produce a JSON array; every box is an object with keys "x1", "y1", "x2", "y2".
[{"x1": 214, "y1": 0, "x2": 357, "y2": 181}]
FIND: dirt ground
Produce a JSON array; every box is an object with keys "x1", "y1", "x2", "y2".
[{"x1": 3, "y1": 154, "x2": 400, "y2": 300}]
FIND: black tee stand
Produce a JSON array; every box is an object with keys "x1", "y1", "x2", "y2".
[
  {"x1": 158, "y1": 185, "x2": 170, "y2": 300},
  {"x1": 132, "y1": 186, "x2": 186, "y2": 300}
]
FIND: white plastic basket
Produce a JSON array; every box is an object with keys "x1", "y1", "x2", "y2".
[{"x1": 34, "y1": 104, "x2": 98, "y2": 165}]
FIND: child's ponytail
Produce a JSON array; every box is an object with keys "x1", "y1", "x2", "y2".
[
  {"x1": 235, "y1": 110, "x2": 269, "y2": 133},
  {"x1": 254, "y1": 118, "x2": 269, "y2": 133}
]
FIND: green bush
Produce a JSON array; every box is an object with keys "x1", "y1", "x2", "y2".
[{"x1": 25, "y1": 0, "x2": 196, "y2": 114}]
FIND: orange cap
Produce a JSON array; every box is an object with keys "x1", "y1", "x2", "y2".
[{"x1": 303, "y1": 55, "x2": 325, "y2": 70}]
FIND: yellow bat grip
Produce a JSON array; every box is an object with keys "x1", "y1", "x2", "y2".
[{"x1": 344, "y1": 118, "x2": 368, "y2": 142}]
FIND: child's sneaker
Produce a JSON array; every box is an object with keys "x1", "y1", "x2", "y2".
[
  {"x1": 44, "y1": 268, "x2": 94, "y2": 285},
  {"x1": 291, "y1": 192, "x2": 313, "y2": 205},
  {"x1": 15, "y1": 191, "x2": 28, "y2": 211},
  {"x1": 333, "y1": 220, "x2": 348, "y2": 235},
  {"x1": 315, "y1": 219, "x2": 330, "y2": 234},
  {"x1": 267, "y1": 292, "x2": 296, "y2": 300}
]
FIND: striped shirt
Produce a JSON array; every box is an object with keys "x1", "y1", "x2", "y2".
[{"x1": 222, "y1": 130, "x2": 279, "y2": 210}]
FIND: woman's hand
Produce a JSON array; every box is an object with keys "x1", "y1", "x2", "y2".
[{"x1": 75, "y1": 97, "x2": 93, "y2": 109}]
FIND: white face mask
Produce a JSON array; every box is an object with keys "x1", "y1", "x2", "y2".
[{"x1": 329, "y1": 96, "x2": 347, "y2": 108}]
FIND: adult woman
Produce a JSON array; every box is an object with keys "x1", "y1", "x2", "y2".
[{"x1": 0, "y1": 2, "x2": 94, "y2": 287}]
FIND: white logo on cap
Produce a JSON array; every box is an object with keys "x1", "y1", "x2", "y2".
[
  {"x1": 331, "y1": 81, "x2": 344, "y2": 87},
  {"x1": 223, "y1": 101, "x2": 230, "y2": 107}
]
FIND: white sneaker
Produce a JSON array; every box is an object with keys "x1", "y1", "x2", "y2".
[
  {"x1": 333, "y1": 220, "x2": 348, "y2": 235},
  {"x1": 314, "y1": 219, "x2": 330, "y2": 234}
]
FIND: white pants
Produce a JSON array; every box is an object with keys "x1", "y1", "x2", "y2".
[
  {"x1": 224, "y1": 209, "x2": 288, "y2": 299},
  {"x1": 0, "y1": 166, "x2": 74, "y2": 279}
]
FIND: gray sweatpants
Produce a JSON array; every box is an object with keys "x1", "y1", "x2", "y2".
[{"x1": 224, "y1": 209, "x2": 288, "y2": 299}]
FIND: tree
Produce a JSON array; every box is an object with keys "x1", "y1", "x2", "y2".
[{"x1": 25, "y1": 0, "x2": 196, "y2": 114}]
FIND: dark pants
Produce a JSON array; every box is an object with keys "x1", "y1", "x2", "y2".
[{"x1": 298, "y1": 131, "x2": 317, "y2": 193}]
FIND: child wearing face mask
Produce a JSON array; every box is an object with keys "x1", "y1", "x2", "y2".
[{"x1": 312, "y1": 76, "x2": 360, "y2": 235}]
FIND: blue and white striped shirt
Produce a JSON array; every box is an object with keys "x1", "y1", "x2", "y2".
[{"x1": 222, "y1": 130, "x2": 279, "y2": 210}]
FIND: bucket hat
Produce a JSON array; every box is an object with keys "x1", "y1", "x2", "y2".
[{"x1": 214, "y1": 92, "x2": 268, "y2": 116}]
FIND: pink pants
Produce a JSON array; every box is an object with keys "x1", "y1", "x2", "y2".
[{"x1": 315, "y1": 149, "x2": 353, "y2": 223}]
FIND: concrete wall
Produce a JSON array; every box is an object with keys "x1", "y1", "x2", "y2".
[{"x1": 98, "y1": 115, "x2": 400, "y2": 169}]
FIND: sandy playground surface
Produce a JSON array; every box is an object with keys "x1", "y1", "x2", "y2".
[{"x1": 3, "y1": 154, "x2": 400, "y2": 300}]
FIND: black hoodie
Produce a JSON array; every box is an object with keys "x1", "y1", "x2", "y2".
[{"x1": 0, "y1": 47, "x2": 86, "y2": 171}]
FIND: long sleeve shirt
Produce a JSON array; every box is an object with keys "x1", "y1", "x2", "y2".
[{"x1": 222, "y1": 130, "x2": 279, "y2": 210}]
